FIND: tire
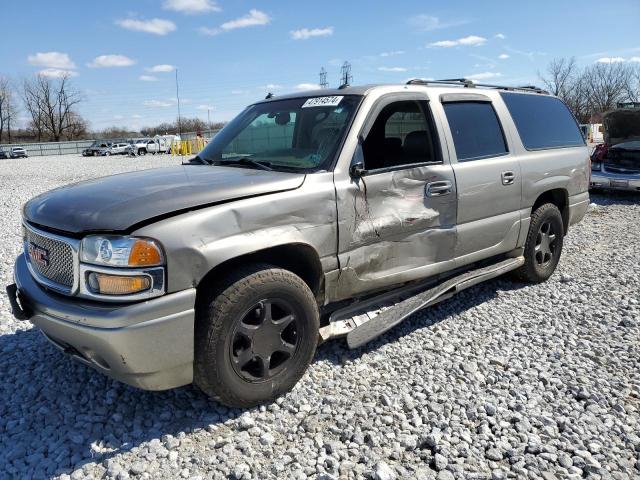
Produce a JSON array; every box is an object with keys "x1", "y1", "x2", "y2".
[
  {"x1": 514, "y1": 203, "x2": 564, "y2": 283},
  {"x1": 195, "y1": 264, "x2": 319, "y2": 408},
  {"x1": 138, "y1": 149, "x2": 146, "y2": 155}
]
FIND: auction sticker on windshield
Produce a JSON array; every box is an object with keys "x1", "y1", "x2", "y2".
[{"x1": 302, "y1": 96, "x2": 344, "y2": 108}]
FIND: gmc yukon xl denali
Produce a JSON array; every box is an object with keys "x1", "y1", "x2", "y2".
[{"x1": 7, "y1": 80, "x2": 590, "y2": 407}]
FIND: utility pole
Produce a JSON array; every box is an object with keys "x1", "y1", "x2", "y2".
[
  {"x1": 319, "y1": 67, "x2": 328, "y2": 89},
  {"x1": 339, "y1": 62, "x2": 353, "y2": 87},
  {"x1": 175, "y1": 68, "x2": 182, "y2": 136},
  {"x1": 207, "y1": 109, "x2": 211, "y2": 129}
]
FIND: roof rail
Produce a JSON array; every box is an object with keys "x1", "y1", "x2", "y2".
[{"x1": 406, "y1": 78, "x2": 549, "y2": 95}]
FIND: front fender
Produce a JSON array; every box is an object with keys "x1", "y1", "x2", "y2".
[{"x1": 133, "y1": 173, "x2": 338, "y2": 292}]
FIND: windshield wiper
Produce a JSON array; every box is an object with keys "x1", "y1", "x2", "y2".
[
  {"x1": 217, "y1": 157, "x2": 273, "y2": 171},
  {"x1": 185, "y1": 155, "x2": 211, "y2": 165}
]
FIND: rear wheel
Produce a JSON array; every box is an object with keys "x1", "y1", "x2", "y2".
[
  {"x1": 514, "y1": 203, "x2": 564, "y2": 283},
  {"x1": 138, "y1": 149, "x2": 146, "y2": 155},
  {"x1": 195, "y1": 264, "x2": 319, "y2": 408}
]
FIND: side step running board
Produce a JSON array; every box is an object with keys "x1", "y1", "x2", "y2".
[{"x1": 319, "y1": 256, "x2": 524, "y2": 349}]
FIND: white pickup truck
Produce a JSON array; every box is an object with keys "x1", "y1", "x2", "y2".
[{"x1": 127, "y1": 138, "x2": 171, "y2": 156}]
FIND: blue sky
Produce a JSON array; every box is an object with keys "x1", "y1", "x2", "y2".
[{"x1": 3, "y1": 0, "x2": 639, "y2": 130}]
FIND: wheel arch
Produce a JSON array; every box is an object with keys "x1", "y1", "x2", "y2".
[
  {"x1": 531, "y1": 188, "x2": 569, "y2": 234},
  {"x1": 195, "y1": 243, "x2": 325, "y2": 307}
]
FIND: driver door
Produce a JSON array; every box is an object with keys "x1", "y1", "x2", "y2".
[{"x1": 334, "y1": 93, "x2": 458, "y2": 299}]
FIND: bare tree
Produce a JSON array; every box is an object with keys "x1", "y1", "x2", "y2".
[
  {"x1": 0, "y1": 77, "x2": 18, "y2": 143},
  {"x1": 624, "y1": 64, "x2": 640, "y2": 103},
  {"x1": 539, "y1": 57, "x2": 579, "y2": 98},
  {"x1": 22, "y1": 74, "x2": 85, "y2": 142},
  {"x1": 581, "y1": 62, "x2": 633, "y2": 114}
]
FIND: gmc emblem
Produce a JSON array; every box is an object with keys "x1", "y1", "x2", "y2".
[{"x1": 28, "y1": 242, "x2": 50, "y2": 268}]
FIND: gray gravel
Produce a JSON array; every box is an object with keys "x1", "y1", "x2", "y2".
[{"x1": 1, "y1": 154, "x2": 639, "y2": 479}]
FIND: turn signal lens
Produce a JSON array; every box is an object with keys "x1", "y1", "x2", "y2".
[
  {"x1": 87, "y1": 273, "x2": 150, "y2": 295},
  {"x1": 129, "y1": 239, "x2": 163, "y2": 266}
]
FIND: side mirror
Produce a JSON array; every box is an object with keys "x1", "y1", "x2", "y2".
[
  {"x1": 350, "y1": 161, "x2": 366, "y2": 178},
  {"x1": 350, "y1": 136, "x2": 367, "y2": 178}
]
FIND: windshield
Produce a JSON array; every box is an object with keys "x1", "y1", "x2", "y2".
[{"x1": 198, "y1": 95, "x2": 361, "y2": 172}]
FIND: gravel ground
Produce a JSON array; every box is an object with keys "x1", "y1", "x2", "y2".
[{"x1": 0, "y1": 154, "x2": 639, "y2": 480}]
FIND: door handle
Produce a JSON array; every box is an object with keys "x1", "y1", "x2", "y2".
[
  {"x1": 426, "y1": 180, "x2": 453, "y2": 197},
  {"x1": 501, "y1": 171, "x2": 515, "y2": 185}
]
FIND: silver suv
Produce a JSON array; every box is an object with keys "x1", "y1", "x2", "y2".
[{"x1": 7, "y1": 80, "x2": 590, "y2": 407}]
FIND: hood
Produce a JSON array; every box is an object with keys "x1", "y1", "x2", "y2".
[
  {"x1": 24, "y1": 165, "x2": 305, "y2": 234},
  {"x1": 603, "y1": 109, "x2": 640, "y2": 145}
]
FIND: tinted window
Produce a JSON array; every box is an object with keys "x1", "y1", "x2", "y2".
[
  {"x1": 363, "y1": 100, "x2": 439, "y2": 170},
  {"x1": 443, "y1": 102, "x2": 508, "y2": 161},
  {"x1": 501, "y1": 92, "x2": 584, "y2": 150}
]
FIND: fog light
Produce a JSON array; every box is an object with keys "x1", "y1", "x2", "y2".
[{"x1": 87, "y1": 273, "x2": 151, "y2": 295}]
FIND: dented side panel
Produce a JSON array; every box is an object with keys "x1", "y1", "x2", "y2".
[
  {"x1": 133, "y1": 173, "x2": 339, "y2": 295},
  {"x1": 333, "y1": 165, "x2": 457, "y2": 300}
]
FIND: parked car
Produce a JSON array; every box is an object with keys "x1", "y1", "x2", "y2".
[
  {"x1": 0, "y1": 148, "x2": 8, "y2": 159},
  {"x1": 82, "y1": 141, "x2": 111, "y2": 157},
  {"x1": 10, "y1": 147, "x2": 28, "y2": 158},
  {"x1": 7, "y1": 81, "x2": 590, "y2": 408},
  {"x1": 100, "y1": 142, "x2": 129, "y2": 156},
  {"x1": 590, "y1": 108, "x2": 640, "y2": 192}
]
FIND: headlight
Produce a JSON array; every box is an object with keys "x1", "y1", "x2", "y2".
[
  {"x1": 80, "y1": 235, "x2": 164, "y2": 267},
  {"x1": 591, "y1": 161, "x2": 602, "y2": 172}
]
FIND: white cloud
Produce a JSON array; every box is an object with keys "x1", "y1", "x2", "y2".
[
  {"x1": 132, "y1": 114, "x2": 143, "y2": 119},
  {"x1": 144, "y1": 100, "x2": 173, "y2": 108},
  {"x1": 139, "y1": 75, "x2": 158, "y2": 81},
  {"x1": 113, "y1": 114, "x2": 124, "y2": 120},
  {"x1": 202, "y1": 9, "x2": 271, "y2": 35},
  {"x1": 296, "y1": 83, "x2": 321, "y2": 91},
  {"x1": 88, "y1": 55, "x2": 136, "y2": 68},
  {"x1": 630, "y1": 57, "x2": 640, "y2": 62},
  {"x1": 408, "y1": 15, "x2": 467, "y2": 31},
  {"x1": 380, "y1": 50, "x2": 405, "y2": 57},
  {"x1": 378, "y1": 67, "x2": 408, "y2": 72},
  {"x1": 222, "y1": 9, "x2": 270, "y2": 30},
  {"x1": 28, "y1": 52, "x2": 75, "y2": 69},
  {"x1": 197, "y1": 104, "x2": 214, "y2": 110},
  {"x1": 38, "y1": 68, "x2": 78, "y2": 78},
  {"x1": 116, "y1": 18, "x2": 176, "y2": 35},
  {"x1": 429, "y1": 35, "x2": 487, "y2": 47},
  {"x1": 498, "y1": 53, "x2": 510, "y2": 59},
  {"x1": 466, "y1": 71, "x2": 502, "y2": 81},
  {"x1": 231, "y1": 89, "x2": 247, "y2": 95},
  {"x1": 290, "y1": 27, "x2": 333, "y2": 40},
  {"x1": 163, "y1": 0, "x2": 220, "y2": 14},
  {"x1": 148, "y1": 64, "x2": 175, "y2": 73},
  {"x1": 596, "y1": 56, "x2": 626, "y2": 64},
  {"x1": 495, "y1": 33, "x2": 506, "y2": 39}
]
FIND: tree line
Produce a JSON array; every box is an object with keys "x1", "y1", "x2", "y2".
[
  {"x1": 0, "y1": 73, "x2": 224, "y2": 144},
  {"x1": 538, "y1": 58, "x2": 640, "y2": 123}
]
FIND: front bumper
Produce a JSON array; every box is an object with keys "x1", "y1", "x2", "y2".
[
  {"x1": 590, "y1": 170, "x2": 640, "y2": 192},
  {"x1": 10, "y1": 254, "x2": 196, "y2": 390}
]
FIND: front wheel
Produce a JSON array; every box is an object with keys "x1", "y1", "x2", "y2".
[
  {"x1": 514, "y1": 203, "x2": 564, "y2": 283},
  {"x1": 195, "y1": 264, "x2": 319, "y2": 408}
]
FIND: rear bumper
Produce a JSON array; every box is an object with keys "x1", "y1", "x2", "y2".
[
  {"x1": 11, "y1": 254, "x2": 196, "y2": 390},
  {"x1": 590, "y1": 170, "x2": 640, "y2": 192}
]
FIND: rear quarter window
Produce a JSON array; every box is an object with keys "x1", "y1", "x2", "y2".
[{"x1": 500, "y1": 92, "x2": 584, "y2": 150}]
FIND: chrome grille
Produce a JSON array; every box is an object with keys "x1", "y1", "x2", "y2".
[{"x1": 25, "y1": 226, "x2": 75, "y2": 289}]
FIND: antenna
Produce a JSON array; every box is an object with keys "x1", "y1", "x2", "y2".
[
  {"x1": 339, "y1": 61, "x2": 352, "y2": 87},
  {"x1": 319, "y1": 67, "x2": 328, "y2": 89}
]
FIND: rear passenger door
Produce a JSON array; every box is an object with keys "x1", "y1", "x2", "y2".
[{"x1": 439, "y1": 93, "x2": 522, "y2": 264}]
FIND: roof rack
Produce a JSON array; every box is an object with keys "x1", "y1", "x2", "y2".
[{"x1": 406, "y1": 78, "x2": 549, "y2": 95}]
